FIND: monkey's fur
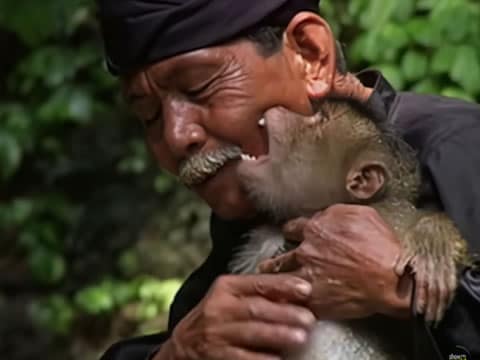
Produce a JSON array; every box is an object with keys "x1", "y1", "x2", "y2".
[{"x1": 230, "y1": 101, "x2": 470, "y2": 360}]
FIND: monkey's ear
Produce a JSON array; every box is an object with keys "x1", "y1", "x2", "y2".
[{"x1": 346, "y1": 161, "x2": 387, "y2": 201}]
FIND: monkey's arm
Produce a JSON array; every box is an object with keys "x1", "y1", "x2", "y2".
[{"x1": 394, "y1": 212, "x2": 469, "y2": 324}]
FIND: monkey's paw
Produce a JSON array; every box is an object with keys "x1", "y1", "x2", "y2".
[{"x1": 394, "y1": 249, "x2": 457, "y2": 325}]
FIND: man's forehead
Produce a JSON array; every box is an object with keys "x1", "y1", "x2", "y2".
[{"x1": 124, "y1": 47, "x2": 235, "y2": 103}]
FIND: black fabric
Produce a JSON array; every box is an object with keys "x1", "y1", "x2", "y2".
[
  {"x1": 97, "y1": 0, "x2": 319, "y2": 75},
  {"x1": 392, "y1": 92, "x2": 480, "y2": 256},
  {"x1": 167, "y1": 215, "x2": 254, "y2": 330},
  {"x1": 99, "y1": 71, "x2": 480, "y2": 360}
]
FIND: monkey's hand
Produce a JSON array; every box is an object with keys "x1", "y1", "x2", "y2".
[{"x1": 394, "y1": 212, "x2": 469, "y2": 325}]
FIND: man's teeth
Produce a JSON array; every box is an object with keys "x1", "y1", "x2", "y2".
[
  {"x1": 258, "y1": 118, "x2": 266, "y2": 127},
  {"x1": 241, "y1": 154, "x2": 257, "y2": 161}
]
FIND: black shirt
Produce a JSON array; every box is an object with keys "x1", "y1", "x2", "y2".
[{"x1": 100, "y1": 71, "x2": 480, "y2": 360}]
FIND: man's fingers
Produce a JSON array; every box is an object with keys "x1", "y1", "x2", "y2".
[
  {"x1": 218, "y1": 274, "x2": 311, "y2": 302},
  {"x1": 239, "y1": 296, "x2": 315, "y2": 328},
  {"x1": 283, "y1": 217, "x2": 309, "y2": 242},
  {"x1": 258, "y1": 251, "x2": 300, "y2": 274},
  {"x1": 221, "y1": 322, "x2": 309, "y2": 351}
]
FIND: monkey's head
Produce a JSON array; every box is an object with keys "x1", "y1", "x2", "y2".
[{"x1": 237, "y1": 104, "x2": 395, "y2": 220}]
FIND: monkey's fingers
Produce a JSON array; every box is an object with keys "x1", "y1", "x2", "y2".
[
  {"x1": 258, "y1": 251, "x2": 300, "y2": 274},
  {"x1": 446, "y1": 259, "x2": 458, "y2": 308},
  {"x1": 424, "y1": 259, "x2": 439, "y2": 323},
  {"x1": 412, "y1": 258, "x2": 427, "y2": 316},
  {"x1": 435, "y1": 266, "x2": 453, "y2": 326},
  {"x1": 282, "y1": 218, "x2": 309, "y2": 243},
  {"x1": 394, "y1": 250, "x2": 414, "y2": 277}
]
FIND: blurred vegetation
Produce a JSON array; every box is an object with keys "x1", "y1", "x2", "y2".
[{"x1": 0, "y1": 0, "x2": 479, "y2": 359}]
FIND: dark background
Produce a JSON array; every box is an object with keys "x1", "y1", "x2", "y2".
[{"x1": 1, "y1": 0, "x2": 479, "y2": 359}]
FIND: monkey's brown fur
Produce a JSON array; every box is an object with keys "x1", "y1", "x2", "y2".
[{"x1": 231, "y1": 100, "x2": 470, "y2": 359}]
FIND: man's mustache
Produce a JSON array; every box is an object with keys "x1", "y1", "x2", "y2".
[{"x1": 179, "y1": 146, "x2": 242, "y2": 186}]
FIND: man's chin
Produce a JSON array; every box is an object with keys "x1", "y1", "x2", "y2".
[
  {"x1": 190, "y1": 162, "x2": 259, "y2": 220},
  {"x1": 194, "y1": 186, "x2": 258, "y2": 221}
]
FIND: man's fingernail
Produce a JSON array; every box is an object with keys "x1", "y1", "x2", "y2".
[
  {"x1": 299, "y1": 312, "x2": 315, "y2": 326},
  {"x1": 296, "y1": 282, "x2": 312, "y2": 296},
  {"x1": 292, "y1": 329, "x2": 307, "y2": 343}
]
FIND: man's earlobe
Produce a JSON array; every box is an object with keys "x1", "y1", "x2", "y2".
[
  {"x1": 346, "y1": 162, "x2": 388, "y2": 201},
  {"x1": 284, "y1": 12, "x2": 336, "y2": 100}
]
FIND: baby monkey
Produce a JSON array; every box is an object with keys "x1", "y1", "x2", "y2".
[{"x1": 230, "y1": 100, "x2": 470, "y2": 359}]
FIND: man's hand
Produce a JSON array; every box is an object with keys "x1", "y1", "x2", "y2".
[
  {"x1": 330, "y1": 72, "x2": 373, "y2": 104},
  {"x1": 259, "y1": 204, "x2": 413, "y2": 320},
  {"x1": 154, "y1": 274, "x2": 315, "y2": 360}
]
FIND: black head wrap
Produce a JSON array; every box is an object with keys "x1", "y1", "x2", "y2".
[{"x1": 98, "y1": 0, "x2": 320, "y2": 75}]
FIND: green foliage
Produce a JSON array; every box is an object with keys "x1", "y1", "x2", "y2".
[
  {"x1": 323, "y1": 0, "x2": 480, "y2": 99},
  {"x1": 30, "y1": 277, "x2": 181, "y2": 335},
  {"x1": 1, "y1": 0, "x2": 479, "y2": 359}
]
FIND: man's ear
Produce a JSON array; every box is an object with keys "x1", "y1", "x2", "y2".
[
  {"x1": 346, "y1": 160, "x2": 388, "y2": 201},
  {"x1": 284, "y1": 12, "x2": 336, "y2": 99}
]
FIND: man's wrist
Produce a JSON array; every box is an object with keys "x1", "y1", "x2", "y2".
[{"x1": 379, "y1": 273, "x2": 414, "y2": 319}]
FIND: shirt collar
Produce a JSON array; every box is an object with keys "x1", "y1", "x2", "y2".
[{"x1": 356, "y1": 70, "x2": 398, "y2": 122}]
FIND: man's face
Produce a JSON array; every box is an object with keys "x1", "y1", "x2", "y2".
[{"x1": 124, "y1": 39, "x2": 312, "y2": 220}]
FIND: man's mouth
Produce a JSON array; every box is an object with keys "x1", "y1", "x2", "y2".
[{"x1": 179, "y1": 117, "x2": 270, "y2": 187}]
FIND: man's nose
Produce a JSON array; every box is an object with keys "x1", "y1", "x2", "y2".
[{"x1": 162, "y1": 99, "x2": 208, "y2": 159}]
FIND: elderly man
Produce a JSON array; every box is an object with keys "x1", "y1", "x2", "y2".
[{"x1": 97, "y1": 1, "x2": 480, "y2": 359}]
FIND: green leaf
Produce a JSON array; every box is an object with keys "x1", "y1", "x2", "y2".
[
  {"x1": 416, "y1": 0, "x2": 437, "y2": 11},
  {"x1": 441, "y1": 87, "x2": 475, "y2": 102},
  {"x1": 0, "y1": 131, "x2": 22, "y2": 181},
  {"x1": 0, "y1": 0, "x2": 59, "y2": 46},
  {"x1": 136, "y1": 302, "x2": 160, "y2": 321},
  {"x1": 392, "y1": 0, "x2": 416, "y2": 22},
  {"x1": 401, "y1": 50, "x2": 429, "y2": 82},
  {"x1": 30, "y1": 296, "x2": 74, "y2": 335},
  {"x1": 431, "y1": 45, "x2": 458, "y2": 75},
  {"x1": 351, "y1": 32, "x2": 383, "y2": 63},
  {"x1": 405, "y1": 18, "x2": 442, "y2": 47},
  {"x1": 38, "y1": 86, "x2": 93, "y2": 124},
  {"x1": 111, "y1": 282, "x2": 138, "y2": 306},
  {"x1": 75, "y1": 286, "x2": 115, "y2": 315},
  {"x1": 360, "y1": 0, "x2": 396, "y2": 30},
  {"x1": 0, "y1": 0, "x2": 93, "y2": 46},
  {"x1": 431, "y1": 3, "x2": 474, "y2": 43},
  {"x1": 154, "y1": 174, "x2": 176, "y2": 194},
  {"x1": 117, "y1": 251, "x2": 141, "y2": 276},
  {"x1": 10, "y1": 199, "x2": 35, "y2": 225},
  {"x1": 0, "y1": 104, "x2": 33, "y2": 146},
  {"x1": 410, "y1": 79, "x2": 440, "y2": 95},
  {"x1": 138, "y1": 278, "x2": 182, "y2": 311},
  {"x1": 378, "y1": 23, "x2": 410, "y2": 62},
  {"x1": 29, "y1": 249, "x2": 66, "y2": 284},
  {"x1": 374, "y1": 64, "x2": 406, "y2": 90},
  {"x1": 450, "y1": 46, "x2": 480, "y2": 95}
]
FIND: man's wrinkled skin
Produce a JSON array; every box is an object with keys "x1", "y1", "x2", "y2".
[
  {"x1": 124, "y1": 12, "x2": 411, "y2": 360},
  {"x1": 259, "y1": 205, "x2": 413, "y2": 320}
]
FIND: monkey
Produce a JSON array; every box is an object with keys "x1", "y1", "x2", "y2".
[{"x1": 228, "y1": 100, "x2": 471, "y2": 360}]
